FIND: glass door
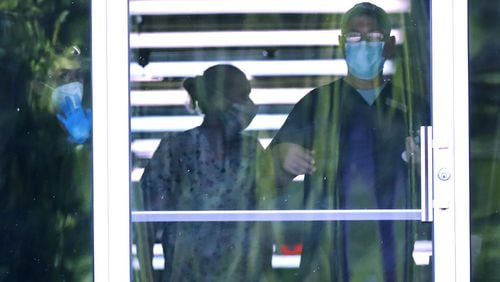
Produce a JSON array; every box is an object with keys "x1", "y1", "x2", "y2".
[
  {"x1": 91, "y1": 0, "x2": 471, "y2": 281},
  {"x1": 469, "y1": 1, "x2": 500, "y2": 281}
]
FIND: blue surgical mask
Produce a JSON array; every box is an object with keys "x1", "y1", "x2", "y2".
[{"x1": 345, "y1": 41, "x2": 385, "y2": 80}]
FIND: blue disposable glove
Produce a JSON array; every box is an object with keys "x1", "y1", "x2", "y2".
[{"x1": 57, "y1": 95, "x2": 92, "y2": 144}]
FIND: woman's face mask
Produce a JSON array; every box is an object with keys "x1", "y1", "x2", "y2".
[
  {"x1": 345, "y1": 41, "x2": 385, "y2": 80},
  {"x1": 221, "y1": 99, "x2": 257, "y2": 137}
]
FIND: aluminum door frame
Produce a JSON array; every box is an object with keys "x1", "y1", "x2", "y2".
[
  {"x1": 431, "y1": 0, "x2": 470, "y2": 281},
  {"x1": 91, "y1": 0, "x2": 471, "y2": 281},
  {"x1": 92, "y1": 0, "x2": 131, "y2": 281}
]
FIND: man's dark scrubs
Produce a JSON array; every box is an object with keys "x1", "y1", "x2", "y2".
[{"x1": 271, "y1": 79, "x2": 428, "y2": 281}]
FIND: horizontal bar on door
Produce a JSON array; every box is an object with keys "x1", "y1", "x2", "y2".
[{"x1": 132, "y1": 209, "x2": 422, "y2": 222}]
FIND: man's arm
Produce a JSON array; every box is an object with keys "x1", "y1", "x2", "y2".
[{"x1": 269, "y1": 90, "x2": 318, "y2": 187}]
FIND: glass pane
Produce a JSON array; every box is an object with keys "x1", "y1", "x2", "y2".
[
  {"x1": 130, "y1": 1, "x2": 431, "y2": 281},
  {"x1": 469, "y1": 1, "x2": 500, "y2": 280},
  {"x1": 0, "y1": 1, "x2": 92, "y2": 281}
]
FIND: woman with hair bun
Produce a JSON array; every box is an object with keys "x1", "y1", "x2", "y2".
[
  {"x1": 140, "y1": 64, "x2": 274, "y2": 282},
  {"x1": 182, "y1": 64, "x2": 256, "y2": 142}
]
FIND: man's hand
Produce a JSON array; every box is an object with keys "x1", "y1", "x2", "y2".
[
  {"x1": 405, "y1": 136, "x2": 420, "y2": 165},
  {"x1": 274, "y1": 142, "x2": 315, "y2": 176}
]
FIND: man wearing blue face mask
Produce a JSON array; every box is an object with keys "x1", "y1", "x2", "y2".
[{"x1": 270, "y1": 2, "x2": 429, "y2": 281}]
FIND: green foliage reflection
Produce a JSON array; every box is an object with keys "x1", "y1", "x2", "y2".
[{"x1": 0, "y1": 1, "x2": 92, "y2": 281}]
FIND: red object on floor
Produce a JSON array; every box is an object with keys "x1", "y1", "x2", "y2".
[{"x1": 280, "y1": 243, "x2": 303, "y2": 255}]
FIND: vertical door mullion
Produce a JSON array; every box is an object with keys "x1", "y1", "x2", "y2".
[
  {"x1": 451, "y1": 0, "x2": 471, "y2": 279},
  {"x1": 431, "y1": 0, "x2": 470, "y2": 281},
  {"x1": 91, "y1": 0, "x2": 109, "y2": 279},
  {"x1": 92, "y1": 0, "x2": 131, "y2": 281},
  {"x1": 432, "y1": 0, "x2": 456, "y2": 279}
]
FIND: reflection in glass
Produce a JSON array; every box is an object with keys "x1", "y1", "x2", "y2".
[
  {"x1": 469, "y1": 1, "x2": 500, "y2": 280},
  {"x1": 0, "y1": 2, "x2": 92, "y2": 281}
]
